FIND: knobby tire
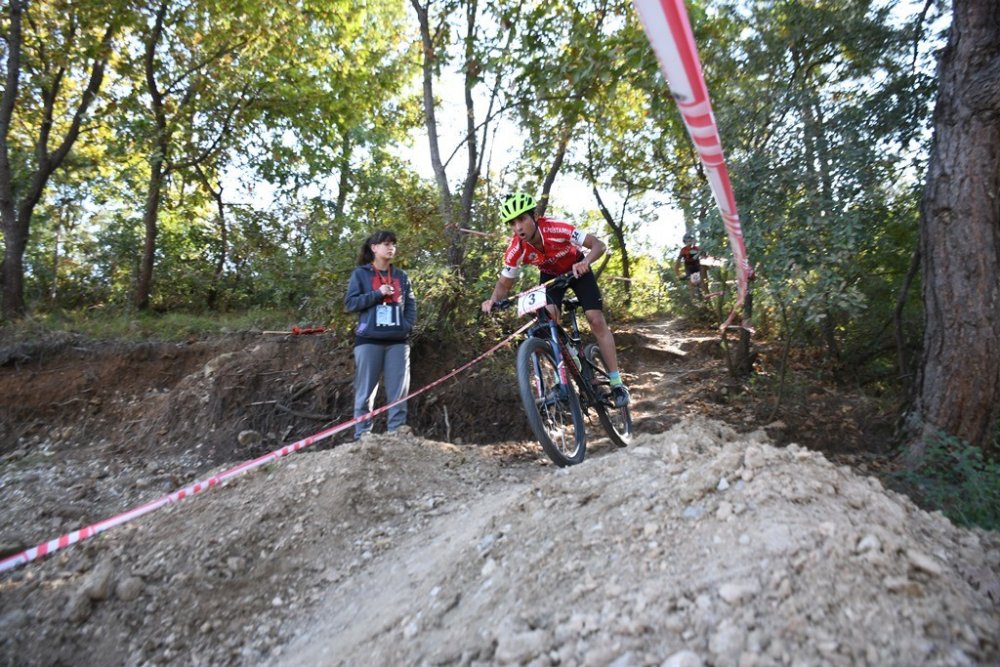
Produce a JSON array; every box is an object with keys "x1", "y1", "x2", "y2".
[
  {"x1": 584, "y1": 343, "x2": 633, "y2": 448},
  {"x1": 516, "y1": 337, "x2": 586, "y2": 466}
]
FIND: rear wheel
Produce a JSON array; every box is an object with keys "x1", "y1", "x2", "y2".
[
  {"x1": 584, "y1": 343, "x2": 632, "y2": 448},
  {"x1": 516, "y1": 337, "x2": 586, "y2": 466}
]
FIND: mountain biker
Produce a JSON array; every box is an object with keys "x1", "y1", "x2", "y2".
[
  {"x1": 675, "y1": 232, "x2": 706, "y2": 297},
  {"x1": 480, "y1": 192, "x2": 630, "y2": 408}
]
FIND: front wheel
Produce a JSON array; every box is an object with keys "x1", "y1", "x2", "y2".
[
  {"x1": 584, "y1": 344, "x2": 632, "y2": 448},
  {"x1": 516, "y1": 337, "x2": 586, "y2": 466}
]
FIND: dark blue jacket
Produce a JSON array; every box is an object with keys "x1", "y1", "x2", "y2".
[{"x1": 344, "y1": 264, "x2": 417, "y2": 345}]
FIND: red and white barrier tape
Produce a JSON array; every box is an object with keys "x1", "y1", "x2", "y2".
[
  {"x1": 632, "y1": 0, "x2": 754, "y2": 330},
  {"x1": 0, "y1": 318, "x2": 534, "y2": 574}
]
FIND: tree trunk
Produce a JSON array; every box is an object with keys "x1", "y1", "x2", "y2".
[
  {"x1": 136, "y1": 162, "x2": 164, "y2": 311},
  {"x1": 135, "y1": 0, "x2": 169, "y2": 312},
  {"x1": 735, "y1": 290, "x2": 756, "y2": 377},
  {"x1": 909, "y1": 0, "x2": 1000, "y2": 459},
  {"x1": 0, "y1": 1, "x2": 25, "y2": 319},
  {"x1": 537, "y1": 126, "x2": 572, "y2": 218},
  {"x1": 588, "y1": 178, "x2": 632, "y2": 305},
  {"x1": 49, "y1": 218, "x2": 60, "y2": 302},
  {"x1": 334, "y1": 133, "x2": 352, "y2": 223},
  {"x1": 410, "y1": 1, "x2": 455, "y2": 236},
  {"x1": 1, "y1": 215, "x2": 27, "y2": 319},
  {"x1": 0, "y1": 4, "x2": 114, "y2": 319},
  {"x1": 195, "y1": 165, "x2": 226, "y2": 310}
]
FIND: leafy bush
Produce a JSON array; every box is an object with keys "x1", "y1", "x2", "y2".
[{"x1": 895, "y1": 431, "x2": 1000, "y2": 531}]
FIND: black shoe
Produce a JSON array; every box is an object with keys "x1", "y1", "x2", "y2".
[{"x1": 611, "y1": 384, "x2": 630, "y2": 408}]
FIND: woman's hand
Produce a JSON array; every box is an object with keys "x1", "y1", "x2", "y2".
[{"x1": 378, "y1": 284, "x2": 395, "y2": 296}]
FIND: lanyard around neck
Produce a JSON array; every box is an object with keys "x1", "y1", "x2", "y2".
[{"x1": 372, "y1": 263, "x2": 392, "y2": 285}]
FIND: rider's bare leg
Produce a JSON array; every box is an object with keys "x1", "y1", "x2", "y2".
[{"x1": 585, "y1": 309, "x2": 620, "y2": 373}]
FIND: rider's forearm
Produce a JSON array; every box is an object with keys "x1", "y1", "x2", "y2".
[
  {"x1": 584, "y1": 238, "x2": 606, "y2": 266},
  {"x1": 491, "y1": 276, "x2": 514, "y2": 301}
]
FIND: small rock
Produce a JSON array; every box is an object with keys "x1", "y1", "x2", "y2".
[
  {"x1": 227, "y1": 556, "x2": 247, "y2": 573},
  {"x1": 743, "y1": 446, "x2": 764, "y2": 470},
  {"x1": 115, "y1": 576, "x2": 145, "y2": 602},
  {"x1": 663, "y1": 650, "x2": 704, "y2": 667},
  {"x1": 494, "y1": 629, "x2": 549, "y2": 665},
  {"x1": 478, "y1": 534, "x2": 496, "y2": 555},
  {"x1": 817, "y1": 521, "x2": 836, "y2": 537},
  {"x1": 719, "y1": 580, "x2": 760, "y2": 605},
  {"x1": 64, "y1": 592, "x2": 92, "y2": 623},
  {"x1": 907, "y1": 549, "x2": 944, "y2": 576},
  {"x1": 81, "y1": 560, "x2": 115, "y2": 601},
  {"x1": 238, "y1": 430, "x2": 263, "y2": 447},
  {"x1": 682, "y1": 505, "x2": 705, "y2": 520},
  {"x1": 856, "y1": 534, "x2": 882, "y2": 554},
  {"x1": 709, "y1": 620, "x2": 747, "y2": 662},
  {"x1": 884, "y1": 576, "x2": 923, "y2": 596}
]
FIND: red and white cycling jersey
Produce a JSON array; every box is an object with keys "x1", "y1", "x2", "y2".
[{"x1": 500, "y1": 217, "x2": 587, "y2": 279}]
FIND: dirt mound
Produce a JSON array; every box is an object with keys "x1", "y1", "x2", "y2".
[
  {"x1": 1, "y1": 321, "x2": 997, "y2": 665},
  {"x1": 278, "y1": 419, "x2": 999, "y2": 666},
  {"x1": 1, "y1": 420, "x2": 997, "y2": 666}
]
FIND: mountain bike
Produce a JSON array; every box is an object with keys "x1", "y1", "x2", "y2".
[{"x1": 493, "y1": 273, "x2": 633, "y2": 466}]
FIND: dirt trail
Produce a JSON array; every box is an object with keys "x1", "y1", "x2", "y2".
[{"x1": 0, "y1": 320, "x2": 997, "y2": 666}]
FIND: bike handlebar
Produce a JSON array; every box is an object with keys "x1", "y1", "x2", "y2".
[
  {"x1": 489, "y1": 271, "x2": 577, "y2": 314},
  {"x1": 490, "y1": 299, "x2": 513, "y2": 312}
]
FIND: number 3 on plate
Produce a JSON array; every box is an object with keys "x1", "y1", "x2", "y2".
[{"x1": 517, "y1": 286, "x2": 546, "y2": 317}]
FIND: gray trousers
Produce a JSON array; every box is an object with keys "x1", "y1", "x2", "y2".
[{"x1": 353, "y1": 343, "x2": 410, "y2": 438}]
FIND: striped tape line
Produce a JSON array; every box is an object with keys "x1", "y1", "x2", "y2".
[{"x1": 0, "y1": 316, "x2": 535, "y2": 573}]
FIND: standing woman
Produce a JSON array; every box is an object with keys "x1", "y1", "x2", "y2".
[{"x1": 344, "y1": 230, "x2": 417, "y2": 439}]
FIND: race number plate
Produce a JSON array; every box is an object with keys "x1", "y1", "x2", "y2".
[{"x1": 516, "y1": 286, "x2": 547, "y2": 317}]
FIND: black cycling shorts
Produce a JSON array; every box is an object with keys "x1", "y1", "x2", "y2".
[{"x1": 540, "y1": 269, "x2": 604, "y2": 312}]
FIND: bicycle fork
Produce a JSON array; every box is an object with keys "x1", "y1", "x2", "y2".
[{"x1": 530, "y1": 320, "x2": 573, "y2": 406}]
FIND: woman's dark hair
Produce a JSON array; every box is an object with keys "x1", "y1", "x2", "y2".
[{"x1": 357, "y1": 230, "x2": 397, "y2": 265}]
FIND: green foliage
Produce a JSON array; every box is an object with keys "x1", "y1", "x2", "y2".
[
  {"x1": 894, "y1": 431, "x2": 1000, "y2": 531},
  {"x1": 592, "y1": 251, "x2": 671, "y2": 321},
  {"x1": 12, "y1": 307, "x2": 297, "y2": 342},
  {"x1": 673, "y1": 0, "x2": 939, "y2": 387},
  {"x1": 4, "y1": 0, "x2": 940, "y2": 413}
]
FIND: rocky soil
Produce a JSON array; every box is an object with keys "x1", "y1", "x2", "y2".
[{"x1": 0, "y1": 320, "x2": 997, "y2": 666}]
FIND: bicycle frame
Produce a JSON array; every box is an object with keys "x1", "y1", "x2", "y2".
[{"x1": 525, "y1": 295, "x2": 606, "y2": 412}]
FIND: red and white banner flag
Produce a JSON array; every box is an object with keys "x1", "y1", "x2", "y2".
[{"x1": 632, "y1": 0, "x2": 753, "y2": 328}]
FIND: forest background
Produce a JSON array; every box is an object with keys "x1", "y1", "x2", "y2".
[{"x1": 1, "y1": 0, "x2": 997, "y2": 515}]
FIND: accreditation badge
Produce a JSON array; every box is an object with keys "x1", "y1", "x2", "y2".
[{"x1": 376, "y1": 304, "x2": 399, "y2": 326}]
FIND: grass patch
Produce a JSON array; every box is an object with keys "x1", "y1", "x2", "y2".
[{"x1": 2, "y1": 307, "x2": 304, "y2": 343}]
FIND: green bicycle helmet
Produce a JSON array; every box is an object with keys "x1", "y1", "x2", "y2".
[{"x1": 499, "y1": 192, "x2": 537, "y2": 223}]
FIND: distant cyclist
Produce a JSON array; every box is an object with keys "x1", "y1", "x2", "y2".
[
  {"x1": 480, "y1": 192, "x2": 630, "y2": 407},
  {"x1": 675, "y1": 232, "x2": 707, "y2": 297}
]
